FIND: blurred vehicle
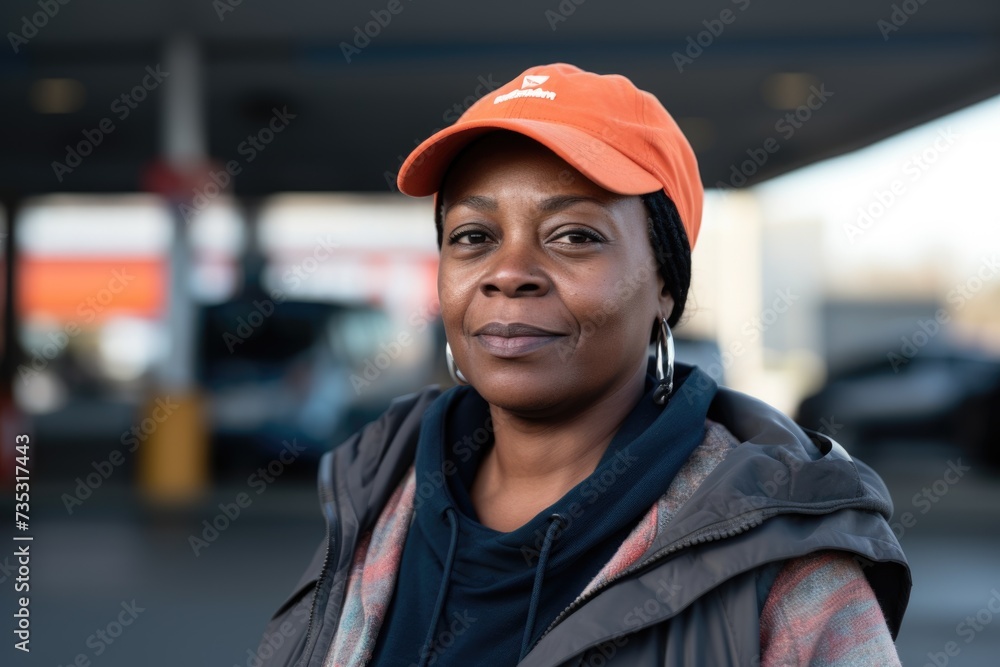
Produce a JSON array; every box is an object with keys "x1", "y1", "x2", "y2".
[
  {"x1": 197, "y1": 295, "x2": 433, "y2": 471},
  {"x1": 796, "y1": 340, "x2": 1000, "y2": 469}
]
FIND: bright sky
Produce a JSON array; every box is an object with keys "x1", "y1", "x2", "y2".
[{"x1": 753, "y1": 92, "x2": 1000, "y2": 286}]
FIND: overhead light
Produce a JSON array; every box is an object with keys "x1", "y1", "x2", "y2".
[
  {"x1": 761, "y1": 73, "x2": 821, "y2": 110},
  {"x1": 29, "y1": 78, "x2": 85, "y2": 114}
]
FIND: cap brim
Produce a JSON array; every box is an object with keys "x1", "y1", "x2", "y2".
[{"x1": 397, "y1": 118, "x2": 662, "y2": 198}]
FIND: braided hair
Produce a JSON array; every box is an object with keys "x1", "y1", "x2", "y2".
[{"x1": 639, "y1": 189, "x2": 692, "y2": 333}]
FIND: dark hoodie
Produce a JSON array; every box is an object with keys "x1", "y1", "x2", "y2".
[
  {"x1": 255, "y1": 362, "x2": 910, "y2": 667},
  {"x1": 369, "y1": 365, "x2": 716, "y2": 666}
]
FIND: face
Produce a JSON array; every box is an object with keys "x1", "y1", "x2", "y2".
[{"x1": 438, "y1": 132, "x2": 673, "y2": 417}]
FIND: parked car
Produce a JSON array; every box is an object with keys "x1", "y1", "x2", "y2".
[{"x1": 796, "y1": 340, "x2": 1000, "y2": 469}]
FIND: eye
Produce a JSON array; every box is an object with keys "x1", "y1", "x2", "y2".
[
  {"x1": 553, "y1": 228, "x2": 605, "y2": 244},
  {"x1": 448, "y1": 227, "x2": 492, "y2": 245}
]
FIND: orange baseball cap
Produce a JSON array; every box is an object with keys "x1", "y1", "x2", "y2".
[{"x1": 397, "y1": 63, "x2": 704, "y2": 247}]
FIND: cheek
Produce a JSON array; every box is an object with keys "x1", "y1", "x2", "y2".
[
  {"x1": 437, "y1": 264, "x2": 475, "y2": 334},
  {"x1": 623, "y1": 254, "x2": 661, "y2": 305},
  {"x1": 582, "y1": 259, "x2": 659, "y2": 338}
]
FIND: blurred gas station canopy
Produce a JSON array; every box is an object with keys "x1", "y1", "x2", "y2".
[{"x1": 1, "y1": 0, "x2": 999, "y2": 196}]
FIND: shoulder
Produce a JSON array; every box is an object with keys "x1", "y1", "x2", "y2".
[
  {"x1": 360, "y1": 385, "x2": 444, "y2": 443},
  {"x1": 321, "y1": 385, "x2": 443, "y2": 521},
  {"x1": 761, "y1": 551, "x2": 902, "y2": 667},
  {"x1": 328, "y1": 385, "x2": 443, "y2": 466},
  {"x1": 700, "y1": 385, "x2": 881, "y2": 510}
]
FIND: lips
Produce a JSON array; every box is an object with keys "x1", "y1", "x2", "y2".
[
  {"x1": 473, "y1": 322, "x2": 562, "y2": 337},
  {"x1": 472, "y1": 321, "x2": 566, "y2": 358}
]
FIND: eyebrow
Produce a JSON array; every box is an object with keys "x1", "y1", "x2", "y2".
[
  {"x1": 536, "y1": 194, "x2": 618, "y2": 213},
  {"x1": 443, "y1": 193, "x2": 616, "y2": 217},
  {"x1": 444, "y1": 195, "x2": 497, "y2": 216}
]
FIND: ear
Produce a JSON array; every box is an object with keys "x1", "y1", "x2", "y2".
[{"x1": 656, "y1": 273, "x2": 675, "y2": 325}]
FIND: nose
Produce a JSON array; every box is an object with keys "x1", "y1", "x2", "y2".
[{"x1": 480, "y1": 238, "x2": 551, "y2": 298}]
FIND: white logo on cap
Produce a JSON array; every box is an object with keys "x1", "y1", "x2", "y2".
[{"x1": 495, "y1": 74, "x2": 556, "y2": 104}]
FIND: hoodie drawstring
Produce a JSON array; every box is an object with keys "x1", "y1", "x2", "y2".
[
  {"x1": 419, "y1": 510, "x2": 565, "y2": 666},
  {"x1": 418, "y1": 507, "x2": 460, "y2": 667},
  {"x1": 519, "y1": 513, "x2": 565, "y2": 661}
]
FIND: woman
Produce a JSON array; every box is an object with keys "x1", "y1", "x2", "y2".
[{"x1": 258, "y1": 64, "x2": 910, "y2": 667}]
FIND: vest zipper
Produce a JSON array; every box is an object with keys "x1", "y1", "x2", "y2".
[
  {"x1": 298, "y1": 541, "x2": 331, "y2": 667},
  {"x1": 298, "y1": 460, "x2": 340, "y2": 667}
]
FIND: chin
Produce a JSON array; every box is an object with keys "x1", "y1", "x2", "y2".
[
  {"x1": 469, "y1": 371, "x2": 568, "y2": 415},
  {"x1": 473, "y1": 363, "x2": 609, "y2": 419}
]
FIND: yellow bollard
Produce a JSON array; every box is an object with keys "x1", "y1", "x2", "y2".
[{"x1": 136, "y1": 389, "x2": 209, "y2": 506}]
